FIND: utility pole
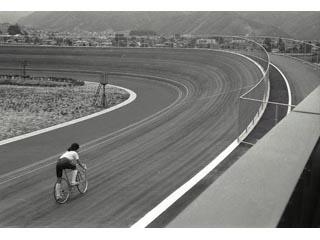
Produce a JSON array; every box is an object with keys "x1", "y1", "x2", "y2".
[
  {"x1": 102, "y1": 72, "x2": 108, "y2": 108},
  {"x1": 93, "y1": 72, "x2": 109, "y2": 108},
  {"x1": 21, "y1": 60, "x2": 28, "y2": 79}
]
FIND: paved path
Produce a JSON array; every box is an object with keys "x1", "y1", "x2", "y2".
[{"x1": 270, "y1": 54, "x2": 320, "y2": 104}]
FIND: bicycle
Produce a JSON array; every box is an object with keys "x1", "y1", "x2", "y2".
[{"x1": 53, "y1": 164, "x2": 88, "y2": 204}]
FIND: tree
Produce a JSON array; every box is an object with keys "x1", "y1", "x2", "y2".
[
  {"x1": 278, "y1": 38, "x2": 285, "y2": 53},
  {"x1": 129, "y1": 30, "x2": 157, "y2": 36},
  {"x1": 306, "y1": 41, "x2": 312, "y2": 53},
  {"x1": 299, "y1": 43, "x2": 306, "y2": 53},
  {"x1": 24, "y1": 35, "x2": 31, "y2": 44},
  {"x1": 263, "y1": 38, "x2": 272, "y2": 52},
  {"x1": 56, "y1": 38, "x2": 64, "y2": 46},
  {"x1": 34, "y1": 37, "x2": 40, "y2": 44},
  {"x1": 7, "y1": 24, "x2": 22, "y2": 35},
  {"x1": 216, "y1": 36, "x2": 224, "y2": 45},
  {"x1": 64, "y1": 38, "x2": 73, "y2": 46}
]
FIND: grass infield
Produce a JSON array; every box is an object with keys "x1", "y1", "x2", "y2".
[{"x1": 0, "y1": 81, "x2": 129, "y2": 141}]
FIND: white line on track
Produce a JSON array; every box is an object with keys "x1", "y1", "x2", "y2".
[
  {"x1": 130, "y1": 139, "x2": 240, "y2": 228},
  {"x1": 269, "y1": 62, "x2": 293, "y2": 115},
  {"x1": 241, "y1": 141, "x2": 255, "y2": 146},
  {"x1": 0, "y1": 157, "x2": 58, "y2": 185}
]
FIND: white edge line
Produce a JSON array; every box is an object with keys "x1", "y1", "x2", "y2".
[
  {"x1": 0, "y1": 160, "x2": 57, "y2": 185},
  {"x1": 0, "y1": 84, "x2": 137, "y2": 146},
  {"x1": 131, "y1": 50, "x2": 267, "y2": 228},
  {"x1": 130, "y1": 139, "x2": 240, "y2": 228},
  {"x1": 270, "y1": 63, "x2": 293, "y2": 115}
]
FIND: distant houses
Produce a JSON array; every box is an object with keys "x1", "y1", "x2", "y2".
[
  {"x1": 196, "y1": 38, "x2": 218, "y2": 48},
  {"x1": 0, "y1": 23, "x2": 319, "y2": 58}
]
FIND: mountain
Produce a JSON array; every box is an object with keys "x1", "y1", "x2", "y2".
[
  {"x1": 0, "y1": 11, "x2": 32, "y2": 24},
  {"x1": 153, "y1": 12, "x2": 291, "y2": 37},
  {"x1": 17, "y1": 11, "x2": 320, "y2": 40},
  {"x1": 238, "y1": 12, "x2": 320, "y2": 40}
]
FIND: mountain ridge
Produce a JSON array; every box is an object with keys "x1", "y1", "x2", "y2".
[
  {"x1": 9, "y1": 11, "x2": 320, "y2": 40},
  {"x1": 0, "y1": 11, "x2": 32, "y2": 24}
]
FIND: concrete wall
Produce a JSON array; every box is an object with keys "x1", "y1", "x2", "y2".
[{"x1": 168, "y1": 86, "x2": 320, "y2": 227}]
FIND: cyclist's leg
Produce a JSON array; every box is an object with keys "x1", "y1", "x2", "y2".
[
  {"x1": 55, "y1": 160, "x2": 64, "y2": 198},
  {"x1": 70, "y1": 169, "x2": 78, "y2": 185},
  {"x1": 59, "y1": 158, "x2": 78, "y2": 185},
  {"x1": 55, "y1": 158, "x2": 75, "y2": 193}
]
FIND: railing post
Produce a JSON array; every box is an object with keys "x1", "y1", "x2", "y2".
[{"x1": 275, "y1": 104, "x2": 279, "y2": 125}]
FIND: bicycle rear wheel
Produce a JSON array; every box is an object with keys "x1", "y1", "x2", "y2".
[
  {"x1": 54, "y1": 178, "x2": 70, "y2": 204},
  {"x1": 76, "y1": 170, "x2": 88, "y2": 194}
]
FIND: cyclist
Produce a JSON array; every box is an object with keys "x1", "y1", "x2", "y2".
[{"x1": 55, "y1": 143, "x2": 86, "y2": 199}]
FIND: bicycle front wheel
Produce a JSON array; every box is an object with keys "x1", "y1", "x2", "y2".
[
  {"x1": 54, "y1": 178, "x2": 70, "y2": 204},
  {"x1": 76, "y1": 170, "x2": 88, "y2": 194}
]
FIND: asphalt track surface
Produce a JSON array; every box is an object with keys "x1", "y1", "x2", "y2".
[
  {"x1": 0, "y1": 47, "x2": 262, "y2": 227},
  {"x1": 270, "y1": 54, "x2": 320, "y2": 104}
]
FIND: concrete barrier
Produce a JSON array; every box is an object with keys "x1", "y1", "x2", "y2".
[{"x1": 167, "y1": 85, "x2": 320, "y2": 227}]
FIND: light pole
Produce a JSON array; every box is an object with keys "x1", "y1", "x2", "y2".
[
  {"x1": 21, "y1": 60, "x2": 28, "y2": 79},
  {"x1": 101, "y1": 72, "x2": 108, "y2": 108}
]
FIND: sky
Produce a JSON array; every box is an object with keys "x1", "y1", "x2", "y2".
[{"x1": 1, "y1": 0, "x2": 320, "y2": 11}]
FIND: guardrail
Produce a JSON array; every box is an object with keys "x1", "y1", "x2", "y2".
[{"x1": 167, "y1": 85, "x2": 320, "y2": 227}]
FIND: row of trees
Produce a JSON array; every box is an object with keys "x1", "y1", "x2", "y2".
[
  {"x1": 263, "y1": 37, "x2": 313, "y2": 53},
  {"x1": 2, "y1": 24, "x2": 318, "y2": 54},
  {"x1": 7, "y1": 24, "x2": 24, "y2": 35},
  {"x1": 129, "y1": 30, "x2": 157, "y2": 36},
  {"x1": 0, "y1": 23, "x2": 29, "y2": 35}
]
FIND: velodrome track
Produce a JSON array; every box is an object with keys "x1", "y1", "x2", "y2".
[{"x1": 0, "y1": 47, "x2": 262, "y2": 227}]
